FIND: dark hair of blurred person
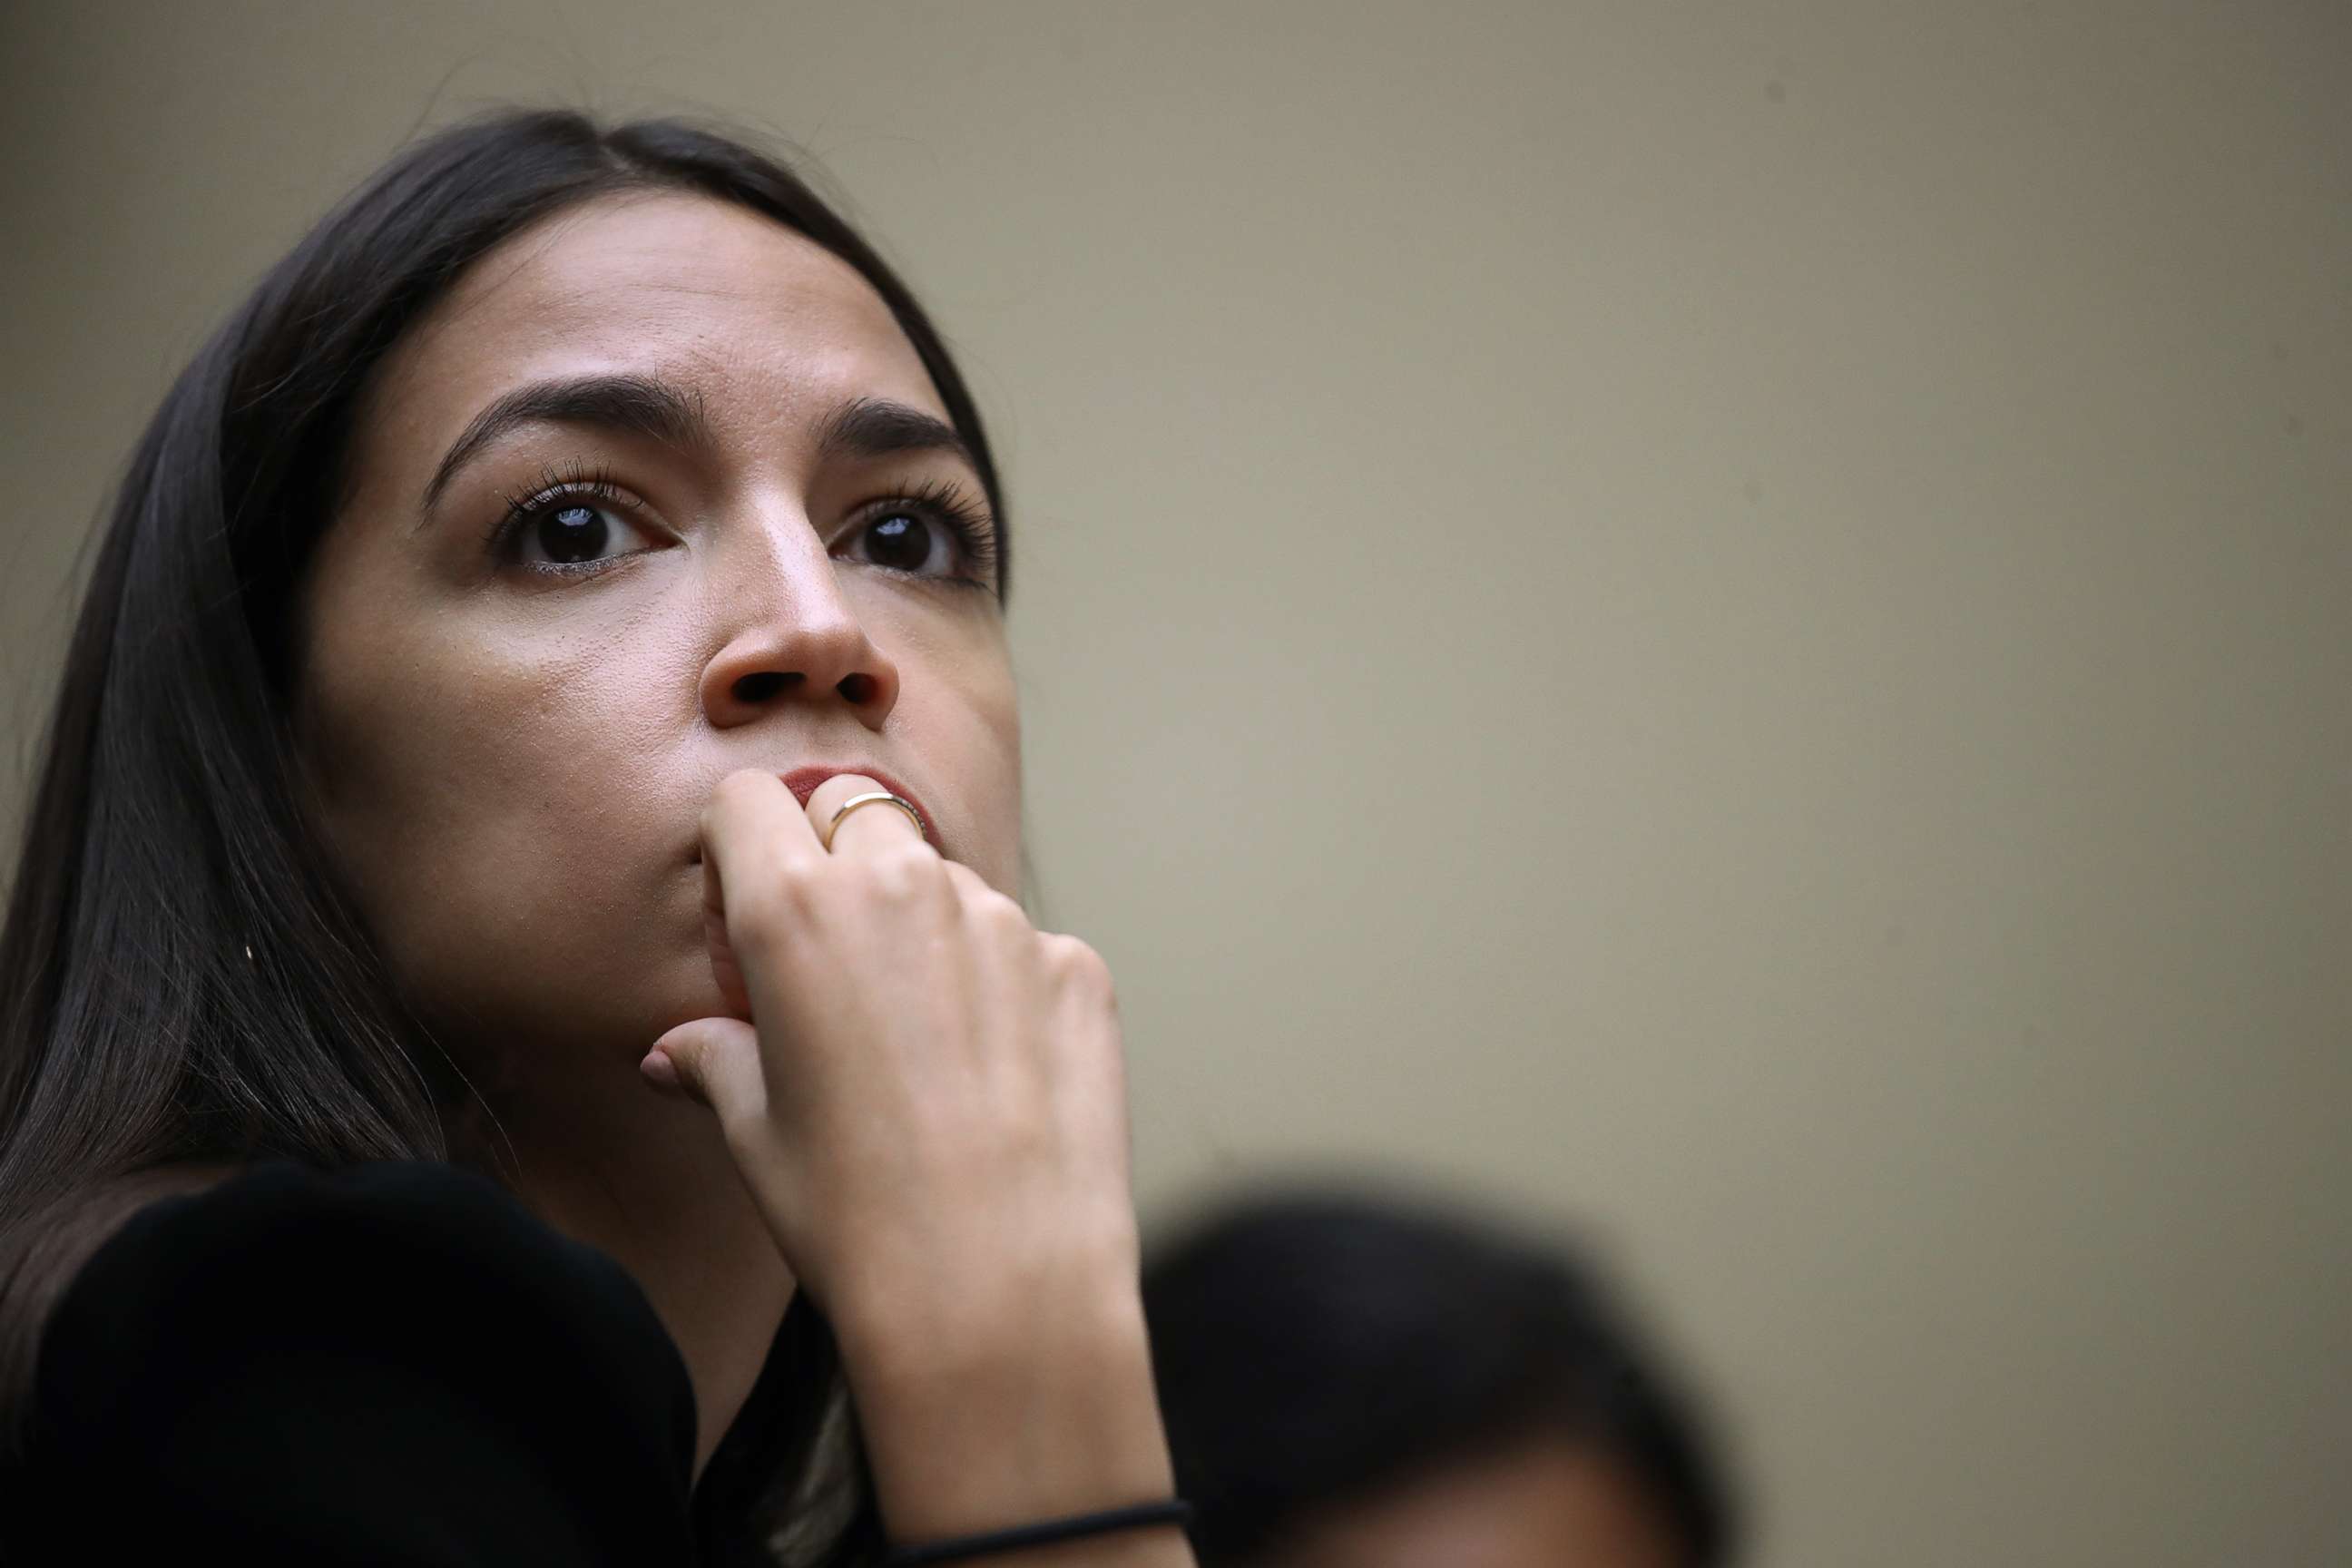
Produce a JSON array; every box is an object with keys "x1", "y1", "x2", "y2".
[{"x1": 1142, "y1": 1191, "x2": 1735, "y2": 1568}]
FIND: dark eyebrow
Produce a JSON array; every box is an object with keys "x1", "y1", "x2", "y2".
[
  {"x1": 418, "y1": 372, "x2": 711, "y2": 517},
  {"x1": 814, "y1": 397, "x2": 975, "y2": 470}
]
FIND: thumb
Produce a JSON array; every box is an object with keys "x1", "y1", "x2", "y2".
[{"x1": 642, "y1": 1015, "x2": 767, "y2": 1122}]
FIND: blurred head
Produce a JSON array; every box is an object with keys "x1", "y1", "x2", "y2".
[{"x1": 1142, "y1": 1191, "x2": 1736, "y2": 1568}]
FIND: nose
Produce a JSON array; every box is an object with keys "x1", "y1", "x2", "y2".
[{"x1": 698, "y1": 513, "x2": 901, "y2": 732}]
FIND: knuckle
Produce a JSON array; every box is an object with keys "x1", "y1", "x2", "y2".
[
  {"x1": 1051, "y1": 935, "x2": 1113, "y2": 993},
  {"x1": 969, "y1": 889, "x2": 1032, "y2": 936},
  {"x1": 761, "y1": 856, "x2": 823, "y2": 906},
  {"x1": 861, "y1": 844, "x2": 943, "y2": 903},
  {"x1": 892, "y1": 842, "x2": 948, "y2": 881}
]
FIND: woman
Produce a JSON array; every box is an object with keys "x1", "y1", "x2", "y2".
[{"x1": 0, "y1": 110, "x2": 1194, "y2": 1567}]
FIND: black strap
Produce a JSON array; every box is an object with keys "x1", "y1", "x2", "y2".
[{"x1": 883, "y1": 1499, "x2": 1196, "y2": 1565}]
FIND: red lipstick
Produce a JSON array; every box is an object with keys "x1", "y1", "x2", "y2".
[{"x1": 777, "y1": 765, "x2": 940, "y2": 848}]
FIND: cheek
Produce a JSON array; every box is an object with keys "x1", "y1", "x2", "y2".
[
  {"x1": 299, "y1": 590, "x2": 706, "y2": 1053},
  {"x1": 894, "y1": 621, "x2": 1023, "y2": 892},
  {"x1": 965, "y1": 684, "x2": 1025, "y2": 894}
]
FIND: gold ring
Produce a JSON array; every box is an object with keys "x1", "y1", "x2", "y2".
[{"x1": 821, "y1": 790, "x2": 926, "y2": 850}]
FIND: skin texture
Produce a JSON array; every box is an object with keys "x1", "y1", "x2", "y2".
[
  {"x1": 1258, "y1": 1439, "x2": 1684, "y2": 1568},
  {"x1": 296, "y1": 192, "x2": 1026, "y2": 1470}
]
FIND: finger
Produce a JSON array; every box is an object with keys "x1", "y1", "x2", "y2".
[
  {"x1": 702, "y1": 868, "x2": 755, "y2": 1020},
  {"x1": 806, "y1": 772, "x2": 929, "y2": 858},
  {"x1": 939, "y1": 858, "x2": 1015, "y2": 908},
  {"x1": 701, "y1": 768, "x2": 825, "y2": 885},
  {"x1": 700, "y1": 770, "x2": 826, "y2": 1014},
  {"x1": 642, "y1": 1015, "x2": 768, "y2": 1123}
]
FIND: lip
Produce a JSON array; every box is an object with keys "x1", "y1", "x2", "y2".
[{"x1": 776, "y1": 764, "x2": 942, "y2": 850}]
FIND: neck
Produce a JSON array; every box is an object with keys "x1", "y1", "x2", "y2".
[{"x1": 482, "y1": 1077, "x2": 794, "y2": 1478}]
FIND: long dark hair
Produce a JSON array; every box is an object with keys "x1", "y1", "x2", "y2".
[{"x1": 0, "y1": 108, "x2": 1008, "y2": 1564}]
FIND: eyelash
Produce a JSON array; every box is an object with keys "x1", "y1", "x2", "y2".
[
  {"x1": 481, "y1": 463, "x2": 1002, "y2": 591},
  {"x1": 483, "y1": 460, "x2": 628, "y2": 573},
  {"x1": 864, "y1": 475, "x2": 1001, "y2": 590}
]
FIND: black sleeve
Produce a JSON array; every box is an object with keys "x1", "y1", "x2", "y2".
[{"x1": 9, "y1": 1161, "x2": 700, "y2": 1566}]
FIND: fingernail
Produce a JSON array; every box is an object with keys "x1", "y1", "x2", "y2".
[{"x1": 639, "y1": 1048, "x2": 682, "y2": 1094}]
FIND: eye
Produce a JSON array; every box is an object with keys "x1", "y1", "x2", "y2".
[
  {"x1": 837, "y1": 480, "x2": 1001, "y2": 592},
  {"x1": 486, "y1": 469, "x2": 661, "y2": 576},
  {"x1": 515, "y1": 498, "x2": 652, "y2": 566},
  {"x1": 853, "y1": 510, "x2": 948, "y2": 574}
]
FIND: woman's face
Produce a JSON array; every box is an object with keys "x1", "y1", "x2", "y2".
[{"x1": 296, "y1": 192, "x2": 1020, "y2": 1071}]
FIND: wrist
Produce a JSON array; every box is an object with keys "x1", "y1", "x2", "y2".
[
  {"x1": 883, "y1": 1502, "x2": 1196, "y2": 1568},
  {"x1": 835, "y1": 1258, "x2": 1149, "y2": 1386},
  {"x1": 837, "y1": 1277, "x2": 1178, "y2": 1543},
  {"x1": 824, "y1": 1201, "x2": 1146, "y2": 1388}
]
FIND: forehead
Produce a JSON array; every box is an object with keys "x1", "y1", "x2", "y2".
[{"x1": 365, "y1": 191, "x2": 946, "y2": 456}]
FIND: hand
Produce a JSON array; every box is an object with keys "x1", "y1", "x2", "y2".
[
  {"x1": 643, "y1": 770, "x2": 1187, "y2": 1558},
  {"x1": 644, "y1": 768, "x2": 1136, "y2": 1333}
]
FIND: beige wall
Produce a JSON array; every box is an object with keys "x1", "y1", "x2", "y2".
[{"x1": 4, "y1": 3, "x2": 2346, "y2": 1563}]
